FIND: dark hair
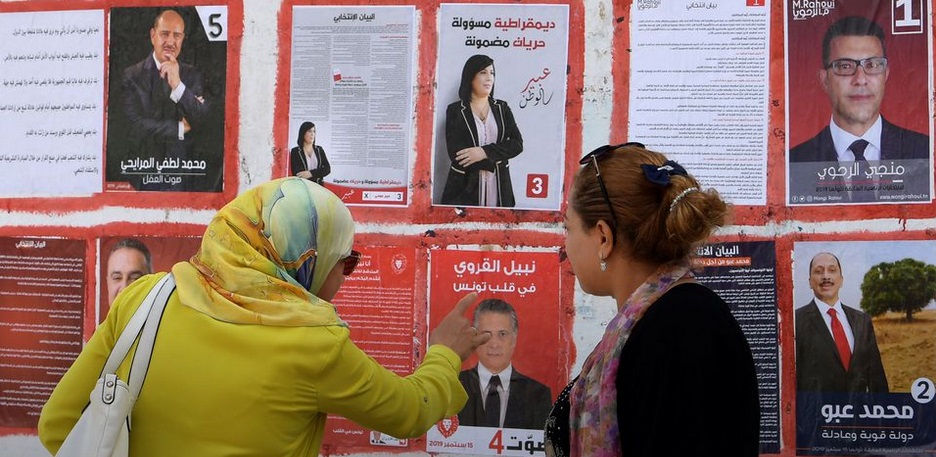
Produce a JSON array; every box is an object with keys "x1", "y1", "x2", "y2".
[
  {"x1": 473, "y1": 298, "x2": 518, "y2": 332},
  {"x1": 809, "y1": 252, "x2": 843, "y2": 273},
  {"x1": 822, "y1": 16, "x2": 886, "y2": 66},
  {"x1": 110, "y1": 238, "x2": 153, "y2": 273},
  {"x1": 571, "y1": 145, "x2": 729, "y2": 264},
  {"x1": 296, "y1": 121, "x2": 316, "y2": 149},
  {"x1": 458, "y1": 54, "x2": 495, "y2": 103}
]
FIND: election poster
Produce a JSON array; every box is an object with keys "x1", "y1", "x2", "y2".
[
  {"x1": 98, "y1": 235, "x2": 201, "y2": 322},
  {"x1": 786, "y1": 0, "x2": 933, "y2": 205},
  {"x1": 425, "y1": 248, "x2": 562, "y2": 455},
  {"x1": 0, "y1": 237, "x2": 85, "y2": 428},
  {"x1": 694, "y1": 240, "x2": 781, "y2": 454},
  {"x1": 793, "y1": 240, "x2": 936, "y2": 454},
  {"x1": 289, "y1": 6, "x2": 416, "y2": 206},
  {"x1": 628, "y1": 0, "x2": 771, "y2": 206},
  {"x1": 105, "y1": 6, "x2": 228, "y2": 193},
  {"x1": 0, "y1": 10, "x2": 104, "y2": 197},
  {"x1": 321, "y1": 246, "x2": 420, "y2": 452},
  {"x1": 431, "y1": 4, "x2": 569, "y2": 211}
]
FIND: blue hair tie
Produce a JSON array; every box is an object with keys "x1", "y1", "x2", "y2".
[{"x1": 640, "y1": 160, "x2": 687, "y2": 186}]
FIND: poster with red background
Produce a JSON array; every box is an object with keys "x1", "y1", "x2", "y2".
[
  {"x1": 0, "y1": 237, "x2": 85, "y2": 428},
  {"x1": 426, "y1": 248, "x2": 561, "y2": 455},
  {"x1": 321, "y1": 246, "x2": 420, "y2": 452},
  {"x1": 786, "y1": 0, "x2": 930, "y2": 148},
  {"x1": 98, "y1": 236, "x2": 201, "y2": 322}
]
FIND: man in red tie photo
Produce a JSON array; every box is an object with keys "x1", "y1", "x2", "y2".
[{"x1": 795, "y1": 252, "x2": 888, "y2": 393}]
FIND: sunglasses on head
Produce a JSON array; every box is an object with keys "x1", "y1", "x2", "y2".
[
  {"x1": 342, "y1": 250, "x2": 362, "y2": 276},
  {"x1": 578, "y1": 142, "x2": 646, "y2": 246}
]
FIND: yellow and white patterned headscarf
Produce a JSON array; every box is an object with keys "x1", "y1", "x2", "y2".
[{"x1": 171, "y1": 177, "x2": 355, "y2": 326}]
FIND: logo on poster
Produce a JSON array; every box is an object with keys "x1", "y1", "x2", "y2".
[
  {"x1": 635, "y1": 0, "x2": 661, "y2": 9},
  {"x1": 391, "y1": 254, "x2": 407, "y2": 274},
  {"x1": 436, "y1": 416, "x2": 459, "y2": 437},
  {"x1": 791, "y1": 0, "x2": 835, "y2": 20}
]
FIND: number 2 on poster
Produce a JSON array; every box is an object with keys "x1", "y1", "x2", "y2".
[{"x1": 912, "y1": 377, "x2": 934, "y2": 404}]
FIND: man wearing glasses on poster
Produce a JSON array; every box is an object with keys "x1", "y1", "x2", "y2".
[{"x1": 789, "y1": 16, "x2": 928, "y2": 165}]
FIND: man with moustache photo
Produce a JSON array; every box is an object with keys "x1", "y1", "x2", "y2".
[
  {"x1": 120, "y1": 9, "x2": 211, "y2": 191},
  {"x1": 795, "y1": 252, "x2": 888, "y2": 393}
]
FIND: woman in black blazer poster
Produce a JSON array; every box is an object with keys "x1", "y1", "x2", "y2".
[
  {"x1": 289, "y1": 121, "x2": 331, "y2": 185},
  {"x1": 441, "y1": 54, "x2": 523, "y2": 207}
]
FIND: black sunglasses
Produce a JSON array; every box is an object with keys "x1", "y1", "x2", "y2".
[
  {"x1": 578, "y1": 142, "x2": 646, "y2": 246},
  {"x1": 342, "y1": 250, "x2": 362, "y2": 276}
]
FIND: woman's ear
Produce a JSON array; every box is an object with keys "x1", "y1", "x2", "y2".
[{"x1": 594, "y1": 220, "x2": 615, "y2": 258}]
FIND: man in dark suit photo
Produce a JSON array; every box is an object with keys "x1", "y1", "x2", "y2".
[
  {"x1": 458, "y1": 298, "x2": 552, "y2": 429},
  {"x1": 107, "y1": 8, "x2": 220, "y2": 192},
  {"x1": 795, "y1": 252, "x2": 888, "y2": 393},
  {"x1": 789, "y1": 16, "x2": 928, "y2": 164}
]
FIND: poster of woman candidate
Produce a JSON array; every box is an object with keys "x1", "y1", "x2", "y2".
[
  {"x1": 431, "y1": 4, "x2": 569, "y2": 211},
  {"x1": 786, "y1": 0, "x2": 933, "y2": 205},
  {"x1": 104, "y1": 6, "x2": 228, "y2": 193},
  {"x1": 793, "y1": 240, "x2": 936, "y2": 455}
]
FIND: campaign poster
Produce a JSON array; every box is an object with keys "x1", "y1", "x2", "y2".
[
  {"x1": 289, "y1": 6, "x2": 416, "y2": 206},
  {"x1": 0, "y1": 10, "x2": 104, "y2": 198},
  {"x1": 793, "y1": 240, "x2": 936, "y2": 454},
  {"x1": 321, "y1": 246, "x2": 419, "y2": 452},
  {"x1": 786, "y1": 0, "x2": 933, "y2": 205},
  {"x1": 693, "y1": 241, "x2": 781, "y2": 454},
  {"x1": 98, "y1": 235, "x2": 201, "y2": 322},
  {"x1": 628, "y1": 0, "x2": 770, "y2": 206},
  {"x1": 0, "y1": 237, "x2": 85, "y2": 427},
  {"x1": 426, "y1": 249, "x2": 561, "y2": 455},
  {"x1": 432, "y1": 4, "x2": 569, "y2": 211},
  {"x1": 105, "y1": 6, "x2": 228, "y2": 193}
]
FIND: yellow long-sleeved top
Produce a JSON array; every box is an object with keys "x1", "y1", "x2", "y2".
[{"x1": 39, "y1": 273, "x2": 467, "y2": 456}]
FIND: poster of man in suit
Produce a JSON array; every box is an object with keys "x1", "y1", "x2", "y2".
[
  {"x1": 426, "y1": 248, "x2": 562, "y2": 455},
  {"x1": 104, "y1": 6, "x2": 227, "y2": 193},
  {"x1": 786, "y1": 0, "x2": 932, "y2": 205},
  {"x1": 793, "y1": 240, "x2": 936, "y2": 455}
]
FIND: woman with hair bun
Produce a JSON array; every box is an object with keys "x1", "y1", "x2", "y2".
[{"x1": 544, "y1": 143, "x2": 760, "y2": 457}]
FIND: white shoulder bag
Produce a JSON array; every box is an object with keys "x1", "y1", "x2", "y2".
[{"x1": 56, "y1": 273, "x2": 175, "y2": 457}]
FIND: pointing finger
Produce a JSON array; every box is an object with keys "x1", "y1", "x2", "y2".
[{"x1": 451, "y1": 292, "x2": 478, "y2": 317}]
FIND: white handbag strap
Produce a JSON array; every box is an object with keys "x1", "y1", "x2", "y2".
[
  {"x1": 127, "y1": 274, "x2": 174, "y2": 398},
  {"x1": 100, "y1": 273, "x2": 175, "y2": 378}
]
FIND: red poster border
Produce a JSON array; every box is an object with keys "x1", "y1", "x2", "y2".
[{"x1": 0, "y1": 0, "x2": 242, "y2": 212}]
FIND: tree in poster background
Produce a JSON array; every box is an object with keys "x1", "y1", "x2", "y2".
[
  {"x1": 861, "y1": 258, "x2": 936, "y2": 321},
  {"x1": 793, "y1": 240, "x2": 936, "y2": 454},
  {"x1": 105, "y1": 6, "x2": 227, "y2": 193}
]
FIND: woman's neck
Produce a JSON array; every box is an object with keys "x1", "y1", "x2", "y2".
[{"x1": 612, "y1": 258, "x2": 661, "y2": 310}]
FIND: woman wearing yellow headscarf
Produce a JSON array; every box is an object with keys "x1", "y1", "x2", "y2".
[{"x1": 39, "y1": 178, "x2": 489, "y2": 456}]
